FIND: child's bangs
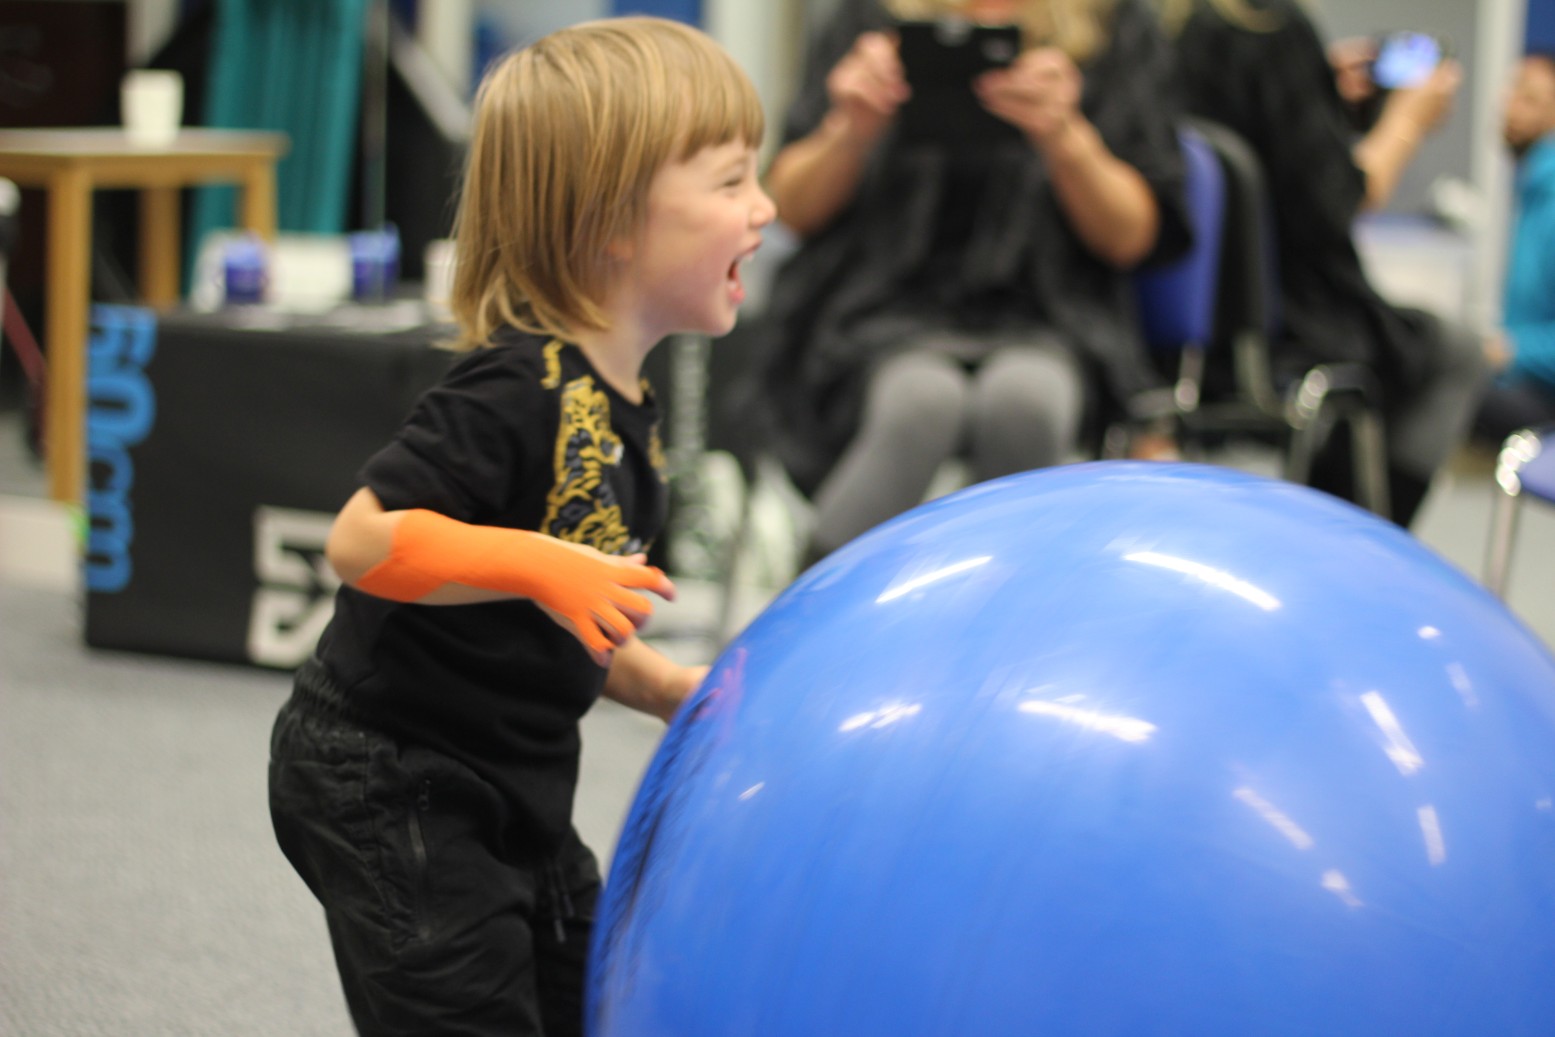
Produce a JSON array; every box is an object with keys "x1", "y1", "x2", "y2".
[{"x1": 670, "y1": 48, "x2": 765, "y2": 159}]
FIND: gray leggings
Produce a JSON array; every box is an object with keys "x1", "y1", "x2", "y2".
[
  {"x1": 811, "y1": 342, "x2": 1084, "y2": 554},
  {"x1": 1389, "y1": 316, "x2": 1490, "y2": 480}
]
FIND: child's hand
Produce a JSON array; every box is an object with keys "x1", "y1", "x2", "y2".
[
  {"x1": 664, "y1": 664, "x2": 711, "y2": 719},
  {"x1": 599, "y1": 641, "x2": 710, "y2": 719},
  {"x1": 1383, "y1": 59, "x2": 1462, "y2": 137},
  {"x1": 531, "y1": 546, "x2": 675, "y2": 666}
]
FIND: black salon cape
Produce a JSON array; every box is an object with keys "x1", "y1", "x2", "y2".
[
  {"x1": 749, "y1": 0, "x2": 1190, "y2": 496},
  {"x1": 1173, "y1": 0, "x2": 1444, "y2": 402}
]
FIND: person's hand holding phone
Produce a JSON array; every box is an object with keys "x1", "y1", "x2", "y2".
[
  {"x1": 1383, "y1": 58, "x2": 1463, "y2": 138},
  {"x1": 1354, "y1": 53, "x2": 1462, "y2": 210},
  {"x1": 826, "y1": 31, "x2": 911, "y2": 147},
  {"x1": 973, "y1": 47, "x2": 1083, "y2": 149}
]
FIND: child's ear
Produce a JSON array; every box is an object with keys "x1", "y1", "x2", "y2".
[{"x1": 605, "y1": 232, "x2": 635, "y2": 263}]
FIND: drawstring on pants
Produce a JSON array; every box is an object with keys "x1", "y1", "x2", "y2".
[{"x1": 544, "y1": 857, "x2": 576, "y2": 944}]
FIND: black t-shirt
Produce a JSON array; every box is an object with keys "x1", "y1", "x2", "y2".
[{"x1": 313, "y1": 329, "x2": 668, "y2": 849}]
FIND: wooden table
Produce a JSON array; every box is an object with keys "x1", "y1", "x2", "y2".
[{"x1": 0, "y1": 128, "x2": 290, "y2": 502}]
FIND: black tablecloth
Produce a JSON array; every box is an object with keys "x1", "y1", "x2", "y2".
[{"x1": 83, "y1": 303, "x2": 458, "y2": 667}]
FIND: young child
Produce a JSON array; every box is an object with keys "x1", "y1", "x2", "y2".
[{"x1": 267, "y1": 17, "x2": 774, "y2": 1036}]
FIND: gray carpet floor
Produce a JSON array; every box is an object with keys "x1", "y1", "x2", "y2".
[
  {"x1": 0, "y1": 582, "x2": 349, "y2": 1035},
  {"x1": 0, "y1": 580, "x2": 664, "y2": 1036}
]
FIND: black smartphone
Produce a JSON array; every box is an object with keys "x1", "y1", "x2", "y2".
[
  {"x1": 895, "y1": 18, "x2": 1024, "y2": 149},
  {"x1": 1371, "y1": 31, "x2": 1450, "y2": 90}
]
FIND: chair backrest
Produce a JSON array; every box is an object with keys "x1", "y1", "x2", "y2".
[
  {"x1": 1179, "y1": 117, "x2": 1301, "y2": 411},
  {"x1": 1187, "y1": 117, "x2": 1281, "y2": 347},
  {"x1": 1133, "y1": 125, "x2": 1226, "y2": 352}
]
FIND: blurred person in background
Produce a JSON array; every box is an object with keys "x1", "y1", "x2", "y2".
[
  {"x1": 752, "y1": 0, "x2": 1190, "y2": 565},
  {"x1": 1161, "y1": 0, "x2": 1488, "y2": 527},
  {"x1": 1475, "y1": 52, "x2": 1555, "y2": 445}
]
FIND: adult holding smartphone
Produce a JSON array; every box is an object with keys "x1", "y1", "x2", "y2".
[
  {"x1": 1160, "y1": 0, "x2": 1485, "y2": 527},
  {"x1": 753, "y1": 0, "x2": 1191, "y2": 566},
  {"x1": 1329, "y1": 31, "x2": 1451, "y2": 133}
]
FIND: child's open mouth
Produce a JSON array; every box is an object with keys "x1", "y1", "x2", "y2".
[
  {"x1": 728, "y1": 243, "x2": 761, "y2": 302},
  {"x1": 727, "y1": 255, "x2": 748, "y2": 303}
]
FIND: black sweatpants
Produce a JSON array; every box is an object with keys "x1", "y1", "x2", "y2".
[{"x1": 268, "y1": 667, "x2": 599, "y2": 1037}]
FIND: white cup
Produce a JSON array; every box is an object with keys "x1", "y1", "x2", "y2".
[
  {"x1": 423, "y1": 238, "x2": 456, "y2": 316},
  {"x1": 121, "y1": 70, "x2": 183, "y2": 147}
]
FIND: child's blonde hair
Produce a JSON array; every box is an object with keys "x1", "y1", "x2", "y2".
[
  {"x1": 449, "y1": 16, "x2": 764, "y2": 350},
  {"x1": 885, "y1": 0, "x2": 1118, "y2": 63}
]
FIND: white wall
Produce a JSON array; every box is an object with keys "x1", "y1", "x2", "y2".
[
  {"x1": 418, "y1": 0, "x2": 474, "y2": 99},
  {"x1": 479, "y1": 0, "x2": 608, "y2": 46},
  {"x1": 707, "y1": 0, "x2": 808, "y2": 156}
]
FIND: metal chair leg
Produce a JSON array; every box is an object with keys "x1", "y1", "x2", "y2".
[
  {"x1": 1174, "y1": 344, "x2": 1205, "y2": 414},
  {"x1": 1483, "y1": 429, "x2": 1543, "y2": 597},
  {"x1": 1484, "y1": 485, "x2": 1522, "y2": 598},
  {"x1": 1283, "y1": 424, "x2": 1318, "y2": 485},
  {"x1": 1282, "y1": 365, "x2": 1390, "y2": 517},
  {"x1": 1350, "y1": 409, "x2": 1390, "y2": 519},
  {"x1": 1282, "y1": 367, "x2": 1334, "y2": 485}
]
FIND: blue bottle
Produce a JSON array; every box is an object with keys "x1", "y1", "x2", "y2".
[
  {"x1": 350, "y1": 225, "x2": 400, "y2": 303},
  {"x1": 223, "y1": 235, "x2": 268, "y2": 305}
]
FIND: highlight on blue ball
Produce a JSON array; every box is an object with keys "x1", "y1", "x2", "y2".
[{"x1": 590, "y1": 462, "x2": 1555, "y2": 1036}]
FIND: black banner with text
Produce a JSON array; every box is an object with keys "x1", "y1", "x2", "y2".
[{"x1": 83, "y1": 305, "x2": 455, "y2": 668}]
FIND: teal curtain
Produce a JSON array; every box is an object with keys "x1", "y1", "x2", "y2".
[{"x1": 187, "y1": 0, "x2": 367, "y2": 286}]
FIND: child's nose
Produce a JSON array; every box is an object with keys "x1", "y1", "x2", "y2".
[{"x1": 752, "y1": 187, "x2": 777, "y2": 228}]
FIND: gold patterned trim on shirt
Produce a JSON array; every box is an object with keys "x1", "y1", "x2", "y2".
[
  {"x1": 540, "y1": 338, "x2": 565, "y2": 390},
  {"x1": 647, "y1": 424, "x2": 668, "y2": 484},
  {"x1": 542, "y1": 373, "x2": 632, "y2": 553}
]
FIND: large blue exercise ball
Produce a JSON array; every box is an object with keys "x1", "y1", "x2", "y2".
[{"x1": 589, "y1": 462, "x2": 1555, "y2": 1036}]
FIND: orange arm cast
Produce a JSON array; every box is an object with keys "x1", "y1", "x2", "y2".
[{"x1": 355, "y1": 508, "x2": 672, "y2": 657}]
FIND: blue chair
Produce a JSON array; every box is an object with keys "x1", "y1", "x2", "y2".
[
  {"x1": 1114, "y1": 124, "x2": 1226, "y2": 452},
  {"x1": 1484, "y1": 425, "x2": 1555, "y2": 597},
  {"x1": 1167, "y1": 119, "x2": 1391, "y2": 516}
]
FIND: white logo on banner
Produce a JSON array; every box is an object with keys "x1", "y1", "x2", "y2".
[{"x1": 247, "y1": 506, "x2": 339, "y2": 669}]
